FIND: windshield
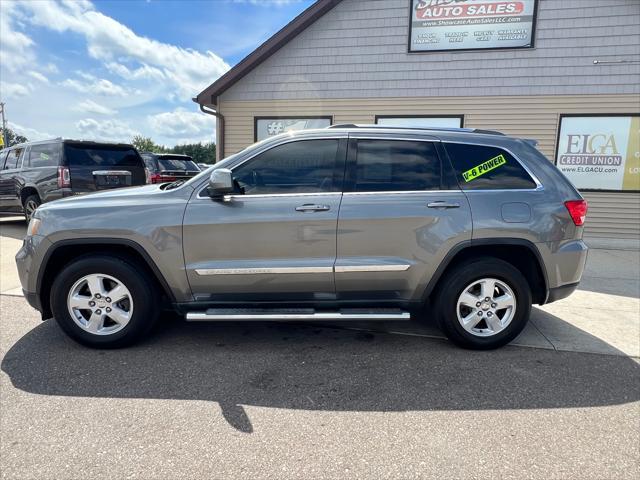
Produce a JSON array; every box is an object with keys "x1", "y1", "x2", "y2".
[{"x1": 157, "y1": 156, "x2": 199, "y2": 172}]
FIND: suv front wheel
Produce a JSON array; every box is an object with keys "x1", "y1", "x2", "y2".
[
  {"x1": 50, "y1": 255, "x2": 159, "y2": 348},
  {"x1": 434, "y1": 258, "x2": 532, "y2": 350}
]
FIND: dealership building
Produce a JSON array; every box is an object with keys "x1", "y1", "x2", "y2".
[{"x1": 196, "y1": 0, "x2": 640, "y2": 241}]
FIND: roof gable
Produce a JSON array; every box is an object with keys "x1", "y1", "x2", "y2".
[{"x1": 195, "y1": 0, "x2": 342, "y2": 106}]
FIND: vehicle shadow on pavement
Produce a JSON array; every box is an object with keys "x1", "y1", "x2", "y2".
[
  {"x1": 0, "y1": 217, "x2": 26, "y2": 240},
  {"x1": 3, "y1": 314, "x2": 639, "y2": 433}
]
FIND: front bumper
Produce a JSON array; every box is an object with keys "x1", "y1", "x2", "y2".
[{"x1": 15, "y1": 235, "x2": 52, "y2": 315}]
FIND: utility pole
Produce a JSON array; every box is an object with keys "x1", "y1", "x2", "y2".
[{"x1": 0, "y1": 102, "x2": 7, "y2": 148}]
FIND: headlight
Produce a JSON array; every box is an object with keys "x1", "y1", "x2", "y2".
[{"x1": 27, "y1": 217, "x2": 41, "y2": 237}]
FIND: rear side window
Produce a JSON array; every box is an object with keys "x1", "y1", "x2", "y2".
[
  {"x1": 353, "y1": 140, "x2": 440, "y2": 192},
  {"x1": 3, "y1": 148, "x2": 25, "y2": 170},
  {"x1": 27, "y1": 143, "x2": 61, "y2": 167},
  {"x1": 0, "y1": 150, "x2": 8, "y2": 168},
  {"x1": 445, "y1": 143, "x2": 537, "y2": 190},
  {"x1": 142, "y1": 156, "x2": 157, "y2": 171},
  {"x1": 64, "y1": 145, "x2": 142, "y2": 168},
  {"x1": 233, "y1": 139, "x2": 341, "y2": 195}
]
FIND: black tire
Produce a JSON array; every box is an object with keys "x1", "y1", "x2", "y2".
[
  {"x1": 23, "y1": 194, "x2": 41, "y2": 222},
  {"x1": 50, "y1": 255, "x2": 159, "y2": 348},
  {"x1": 434, "y1": 257, "x2": 532, "y2": 350}
]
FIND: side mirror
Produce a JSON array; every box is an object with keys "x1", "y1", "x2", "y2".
[{"x1": 207, "y1": 168, "x2": 234, "y2": 198}]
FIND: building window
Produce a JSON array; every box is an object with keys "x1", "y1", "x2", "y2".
[
  {"x1": 556, "y1": 115, "x2": 640, "y2": 192},
  {"x1": 254, "y1": 117, "x2": 332, "y2": 142},
  {"x1": 375, "y1": 115, "x2": 463, "y2": 129},
  {"x1": 408, "y1": 0, "x2": 538, "y2": 53}
]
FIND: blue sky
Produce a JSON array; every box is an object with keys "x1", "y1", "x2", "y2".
[{"x1": 0, "y1": 0, "x2": 313, "y2": 146}]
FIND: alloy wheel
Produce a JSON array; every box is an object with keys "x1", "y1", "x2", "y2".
[
  {"x1": 456, "y1": 277, "x2": 516, "y2": 337},
  {"x1": 67, "y1": 273, "x2": 134, "y2": 335}
]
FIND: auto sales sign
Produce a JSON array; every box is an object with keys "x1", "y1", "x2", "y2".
[{"x1": 409, "y1": 0, "x2": 537, "y2": 52}]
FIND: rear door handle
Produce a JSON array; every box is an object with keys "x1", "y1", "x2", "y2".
[
  {"x1": 427, "y1": 201, "x2": 460, "y2": 209},
  {"x1": 295, "y1": 204, "x2": 331, "y2": 212}
]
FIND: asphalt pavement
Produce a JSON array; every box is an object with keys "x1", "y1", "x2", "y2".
[{"x1": 1, "y1": 216, "x2": 639, "y2": 479}]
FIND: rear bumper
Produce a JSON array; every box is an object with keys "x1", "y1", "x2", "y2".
[
  {"x1": 538, "y1": 239, "x2": 588, "y2": 304},
  {"x1": 546, "y1": 282, "x2": 580, "y2": 304}
]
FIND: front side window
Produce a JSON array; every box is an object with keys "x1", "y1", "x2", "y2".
[
  {"x1": 233, "y1": 139, "x2": 340, "y2": 195},
  {"x1": 27, "y1": 143, "x2": 60, "y2": 168},
  {"x1": 353, "y1": 140, "x2": 441, "y2": 192},
  {"x1": 444, "y1": 143, "x2": 537, "y2": 190}
]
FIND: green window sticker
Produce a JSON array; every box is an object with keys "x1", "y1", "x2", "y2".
[{"x1": 462, "y1": 154, "x2": 507, "y2": 182}]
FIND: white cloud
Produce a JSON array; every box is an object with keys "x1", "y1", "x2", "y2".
[
  {"x1": 27, "y1": 71, "x2": 50, "y2": 83},
  {"x1": 76, "y1": 118, "x2": 138, "y2": 142},
  {"x1": 0, "y1": 1, "x2": 36, "y2": 72},
  {"x1": 106, "y1": 62, "x2": 166, "y2": 82},
  {"x1": 61, "y1": 76, "x2": 128, "y2": 96},
  {"x1": 1, "y1": 82, "x2": 31, "y2": 99},
  {"x1": 16, "y1": 0, "x2": 230, "y2": 99},
  {"x1": 232, "y1": 0, "x2": 303, "y2": 5},
  {"x1": 74, "y1": 99, "x2": 117, "y2": 115},
  {"x1": 148, "y1": 108, "x2": 215, "y2": 139},
  {"x1": 8, "y1": 121, "x2": 55, "y2": 142}
]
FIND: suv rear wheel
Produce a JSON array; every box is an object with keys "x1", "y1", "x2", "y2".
[
  {"x1": 434, "y1": 258, "x2": 531, "y2": 350},
  {"x1": 23, "y1": 194, "x2": 41, "y2": 222},
  {"x1": 50, "y1": 255, "x2": 159, "y2": 348}
]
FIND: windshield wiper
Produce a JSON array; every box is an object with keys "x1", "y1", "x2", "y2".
[{"x1": 164, "y1": 179, "x2": 186, "y2": 190}]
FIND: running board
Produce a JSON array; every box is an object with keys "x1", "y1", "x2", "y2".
[{"x1": 185, "y1": 308, "x2": 410, "y2": 322}]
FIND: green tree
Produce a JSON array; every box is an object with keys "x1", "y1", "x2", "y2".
[
  {"x1": 1, "y1": 127, "x2": 29, "y2": 147},
  {"x1": 171, "y1": 142, "x2": 216, "y2": 164},
  {"x1": 130, "y1": 135, "x2": 161, "y2": 153}
]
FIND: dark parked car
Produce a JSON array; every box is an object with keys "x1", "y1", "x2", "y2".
[
  {"x1": 141, "y1": 153, "x2": 200, "y2": 184},
  {"x1": 0, "y1": 139, "x2": 147, "y2": 220}
]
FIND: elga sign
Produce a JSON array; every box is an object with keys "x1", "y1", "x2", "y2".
[
  {"x1": 556, "y1": 116, "x2": 640, "y2": 191},
  {"x1": 409, "y1": 0, "x2": 537, "y2": 52}
]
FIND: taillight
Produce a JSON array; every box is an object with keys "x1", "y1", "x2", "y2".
[
  {"x1": 149, "y1": 173, "x2": 176, "y2": 184},
  {"x1": 57, "y1": 166, "x2": 71, "y2": 188},
  {"x1": 565, "y1": 199, "x2": 588, "y2": 226},
  {"x1": 144, "y1": 167, "x2": 151, "y2": 184}
]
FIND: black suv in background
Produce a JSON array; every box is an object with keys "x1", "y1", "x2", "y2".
[
  {"x1": 0, "y1": 139, "x2": 147, "y2": 220},
  {"x1": 141, "y1": 152, "x2": 201, "y2": 184}
]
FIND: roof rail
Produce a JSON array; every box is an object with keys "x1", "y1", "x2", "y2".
[{"x1": 327, "y1": 124, "x2": 505, "y2": 136}]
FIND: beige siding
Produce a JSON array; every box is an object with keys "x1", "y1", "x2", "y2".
[
  {"x1": 582, "y1": 192, "x2": 640, "y2": 239},
  {"x1": 219, "y1": 93, "x2": 640, "y2": 240},
  {"x1": 219, "y1": 93, "x2": 638, "y2": 159}
]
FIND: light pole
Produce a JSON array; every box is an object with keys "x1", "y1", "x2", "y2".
[{"x1": 0, "y1": 102, "x2": 7, "y2": 147}]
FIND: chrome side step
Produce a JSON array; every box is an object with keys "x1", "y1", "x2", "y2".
[{"x1": 185, "y1": 308, "x2": 410, "y2": 322}]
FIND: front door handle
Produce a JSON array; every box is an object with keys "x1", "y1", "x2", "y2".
[
  {"x1": 295, "y1": 204, "x2": 331, "y2": 212},
  {"x1": 427, "y1": 201, "x2": 460, "y2": 209}
]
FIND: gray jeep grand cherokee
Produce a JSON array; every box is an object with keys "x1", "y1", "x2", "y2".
[{"x1": 16, "y1": 125, "x2": 588, "y2": 349}]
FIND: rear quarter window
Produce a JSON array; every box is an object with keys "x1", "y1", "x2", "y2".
[
  {"x1": 444, "y1": 143, "x2": 537, "y2": 190},
  {"x1": 27, "y1": 143, "x2": 61, "y2": 168}
]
